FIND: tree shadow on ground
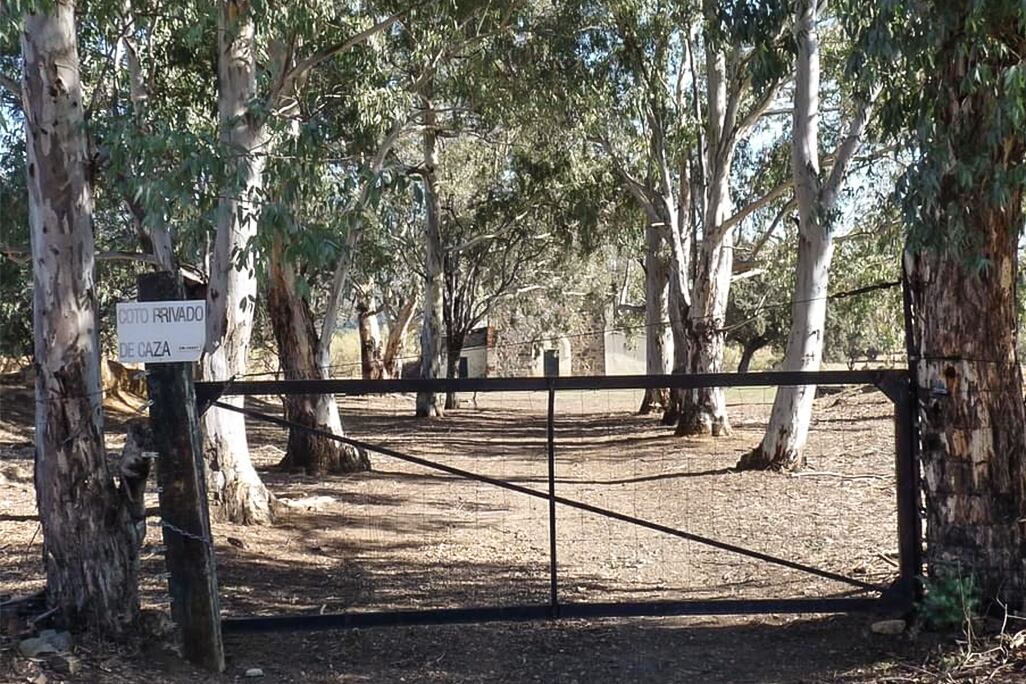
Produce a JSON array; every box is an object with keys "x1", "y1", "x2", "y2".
[
  {"x1": 208, "y1": 525, "x2": 893, "y2": 625},
  {"x1": 210, "y1": 612, "x2": 928, "y2": 683}
]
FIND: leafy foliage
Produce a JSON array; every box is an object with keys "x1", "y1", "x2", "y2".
[
  {"x1": 0, "y1": 129, "x2": 30, "y2": 357},
  {"x1": 849, "y1": 0, "x2": 1026, "y2": 256},
  {"x1": 0, "y1": 0, "x2": 934, "y2": 376},
  {"x1": 919, "y1": 571, "x2": 981, "y2": 633}
]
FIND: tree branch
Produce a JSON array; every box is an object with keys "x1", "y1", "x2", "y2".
[
  {"x1": 100, "y1": 250, "x2": 163, "y2": 265},
  {"x1": 447, "y1": 211, "x2": 529, "y2": 254},
  {"x1": 684, "y1": 28, "x2": 706, "y2": 194},
  {"x1": 316, "y1": 115, "x2": 409, "y2": 369},
  {"x1": 593, "y1": 135, "x2": 661, "y2": 222},
  {"x1": 734, "y1": 78, "x2": 783, "y2": 140},
  {"x1": 820, "y1": 88, "x2": 880, "y2": 211},
  {"x1": 272, "y1": 10, "x2": 405, "y2": 109},
  {"x1": 748, "y1": 198, "x2": 795, "y2": 259},
  {"x1": 720, "y1": 59, "x2": 746, "y2": 150},
  {"x1": 718, "y1": 178, "x2": 794, "y2": 236}
]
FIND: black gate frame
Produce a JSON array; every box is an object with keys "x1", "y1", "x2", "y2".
[{"x1": 195, "y1": 369, "x2": 922, "y2": 633}]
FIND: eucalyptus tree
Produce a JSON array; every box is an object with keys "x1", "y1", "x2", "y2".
[
  {"x1": 254, "y1": 1, "x2": 528, "y2": 444},
  {"x1": 6, "y1": 0, "x2": 147, "y2": 632},
  {"x1": 856, "y1": 0, "x2": 1026, "y2": 608},
  {"x1": 200, "y1": 1, "x2": 401, "y2": 511},
  {"x1": 638, "y1": 219, "x2": 672, "y2": 413},
  {"x1": 738, "y1": 0, "x2": 879, "y2": 471},
  {"x1": 253, "y1": 0, "x2": 465, "y2": 466},
  {"x1": 105, "y1": 0, "x2": 176, "y2": 270},
  {"x1": 2, "y1": 0, "x2": 221, "y2": 301},
  {"x1": 1, "y1": 1, "x2": 236, "y2": 630},
  {"x1": 574, "y1": 0, "x2": 695, "y2": 425},
  {"x1": 256, "y1": 50, "x2": 405, "y2": 474},
  {"x1": 349, "y1": 188, "x2": 422, "y2": 379},
  {"x1": 417, "y1": 85, "x2": 446, "y2": 416},
  {"x1": 255, "y1": 0, "x2": 519, "y2": 457},
  {"x1": 437, "y1": 138, "x2": 584, "y2": 408},
  {"x1": 268, "y1": 127, "x2": 412, "y2": 472},
  {"x1": 554, "y1": 0, "x2": 790, "y2": 434},
  {"x1": 366, "y1": 0, "x2": 534, "y2": 417},
  {"x1": 262, "y1": 151, "x2": 374, "y2": 474},
  {"x1": 677, "y1": 1, "x2": 797, "y2": 435}
]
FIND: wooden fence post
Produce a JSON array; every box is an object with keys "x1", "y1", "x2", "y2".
[{"x1": 138, "y1": 271, "x2": 225, "y2": 672}]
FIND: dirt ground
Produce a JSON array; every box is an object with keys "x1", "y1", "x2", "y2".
[{"x1": 2, "y1": 372, "x2": 1024, "y2": 682}]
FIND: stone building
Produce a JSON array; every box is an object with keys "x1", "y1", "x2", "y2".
[{"x1": 455, "y1": 293, "x2": 646, "y2": 378}]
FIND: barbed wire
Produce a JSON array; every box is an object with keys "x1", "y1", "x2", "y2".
[{"x1": 157, "y1": 519, "x2": 213, "y2": 547}]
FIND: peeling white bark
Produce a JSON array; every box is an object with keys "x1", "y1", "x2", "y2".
[
  {"x1": 740, "y1": 0, "x2": 876, "y2": 470},
  {"x1": 22, "y1": 0, "x2": 140, "y2": 630},
  {"x1": 679, "y1": 32, "x2": 733, "y2": 436},
  {"x1": 267, "y1": 237, "x2": 366, "y2": 474},
  {"x1": 641, "y1": 224, "x2": 672, "y2": 413},
  {"x1": 201, "y1": 0, "x2": 272, "y2": 523},
  {"x1": 357, "y1": 296, "x2": 385, "y2": 379},
  {"x1": 383, "y1": 296, "x2": 416, "y2": 378}
]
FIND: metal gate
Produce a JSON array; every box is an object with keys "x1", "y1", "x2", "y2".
[{"x1": 194, "y1": 369, "x2": 921, "y2": 633}]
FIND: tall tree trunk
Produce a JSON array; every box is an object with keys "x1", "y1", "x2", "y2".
[
  {"x1": 201, "y1": 0, "x2": 272, "y2": 524},
  {"x1": 661, "y1": 208, "x2": 691, "y2": 426},
  {"x1": 739, "y1": 231, "x2": 832, "y2": 469},
  {"x1": 315, "y1": 120, "x2": 405, "y2": 378},
  {"x1": 909, "y1": 229, "x2": 1026, "y2": 608},
  {"x1": 416, "y1": 95, "x2": 444, "y2": 418},
  {"x1": 905, "y1": 13, "x2": 1026, "y2": 608},
  {"x1": 680, "y1": 232, "x2": 733, "y2": 436},
  {"x1": 740, "y1": 0, "x2": 825, "y2": 470},
  {"x1": 22, "y1": 2, "x2": 140, "y2": 631},
  {"x1": 356, "y1": 298, "x2": 385, "y2": 380},
  {"x1": 640, "y1": 223, "x2": 671, "y2": 414},
  {"x1": 383, "y1": 296, "x2": 416, "y2": 378},
  {"x1": 661, "y1": 284, "x2": 689, "y2": 425},
  {"x1": 267, "y1": 240, "x2": 369, "y2": 475},
  {"x1": 444, "y1": 341, "x2": 463, "y2": 410},
  {"x1": 678, "y1": 40, "x2": 733, "y2": 437},
  {"x1": 739, "y1": 0, "x2": 875, "y2": 471},
  {"x1": 445, "y1": 334, "x2": 469, "y2": 410}
]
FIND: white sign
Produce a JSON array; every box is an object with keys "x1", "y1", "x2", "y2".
[{"x1": 116, "y1": 300, "x2": 206, "y2": 364}]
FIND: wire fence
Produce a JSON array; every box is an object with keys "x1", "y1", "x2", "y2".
[{"x1": 192, "y1": 371, "x2": 918, "y2": 630}]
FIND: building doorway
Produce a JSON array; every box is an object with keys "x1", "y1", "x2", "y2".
[{"x1": 543, "y1": 349, "x2": 560, "y2": 377}]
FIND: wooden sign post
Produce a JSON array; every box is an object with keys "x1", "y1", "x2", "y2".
[{"x1": 136, "y1": 271, "x2": 224, "y2": 672}]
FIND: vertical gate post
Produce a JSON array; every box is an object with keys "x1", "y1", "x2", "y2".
[
  {"x1": 894, "y1": 266, "x2": 924, "y2": 605},
  {"x1": 138, "y1": 271, "x2": 225, "y2": 672},
  {"x1": 546, "y1": 384, "x2": 559, "y2": 616},
  {"x1": 893, "y1": 385, "x2": 922, "y2": 604}
]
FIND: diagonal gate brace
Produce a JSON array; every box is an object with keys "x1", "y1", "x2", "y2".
[{"x1": 210, "y1": 401, "x2": 883, "y2": 593}]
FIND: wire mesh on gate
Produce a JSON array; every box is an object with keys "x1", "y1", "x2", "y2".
[{"x1": 190, "y1": 371, "x2": 917, "y2": 631}]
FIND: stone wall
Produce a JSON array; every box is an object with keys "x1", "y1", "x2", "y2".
[
  {"x1": 571, "y1": 328, "x2": 605, "y2": 376},
  {"x1": 487, "y1": 291, "x2": 609, "y2": 377}
]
